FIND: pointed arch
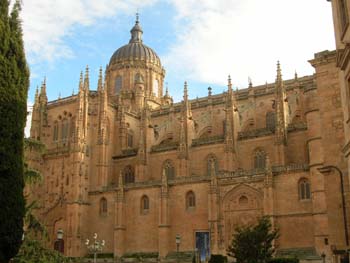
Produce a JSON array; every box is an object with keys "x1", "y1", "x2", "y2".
[
  {"x1": 298, "y1": 178, "x2": 311, "y2": 200},
  {"x1": 100, "y1": 197, "x2": 107, "y2": 216},
  {"x1": 207, "y1": 153, "x2": 218, "y2": 176},
  {"x1": 141, "y1": 195, "x2": 150, "y2": 214},
  {"x1": 123, "y1": 165, "x2": 135, "y2": 184},
  {"x1": 186, "y1": 191, "x2": 196, "y2": 209},
  {"x1": 163, "y1": 159, "x2": 175, "y2": 179},
  {"x1": 266, "y1": 111, "x2": 276, "y2": 131},
  {"x1": 115, "y1": 76, "x2": 122, "y2": 94},
  {"x1": 253, "y1": 148, "x2": 266, "y2": 169}
]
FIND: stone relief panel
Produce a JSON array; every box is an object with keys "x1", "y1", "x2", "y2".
[{"x1": 221, "y1": 184, "x2": 263, "y2": 248}]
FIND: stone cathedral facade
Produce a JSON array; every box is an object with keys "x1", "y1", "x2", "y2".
[{"x1": 27, "y1": 18, "x2": 350, "y2": 262}]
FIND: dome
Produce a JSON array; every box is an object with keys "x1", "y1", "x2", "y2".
[{"x1": 109, "y1": 18, "x2": 161, "y2": 67}]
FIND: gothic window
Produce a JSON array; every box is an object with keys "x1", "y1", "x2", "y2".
[
  {"x1": 207, "y1": 154, "x2": 218, "y2": 176},
  {"x1": 123, "y1": 165, "x2": 135, "y2": 184},
  {"x1": 61, "y1": 119, "x2": 69, "y2": 141},
  {"x1": 127, "y1": 131, "x2": 134, "y2": 148},
  {"x1": 186, "y1": 191, "x2": 196, "y2": 209},
  {"x1": 53, "y1": 121, "x2": 59, "y2": 141},
  {"x1": 339, "y1": 0, "x2": 349, "y2": 32},
  {"x1": 115, "y1": 76, "x2": 122, "y2": 94},
  {"x1": 100, "y1": 197, "x2": 107, "y2": 216},
  {"x1": 266, "y1": 112, "x2": 276, "y2": 131},
  {"x1": 163, "y1": 160, "x2": 175, "y2": 179},
  {"x1": 254, "y1": 149, "x2": 266, "y2": 169},
  {"x1": 153, "y1": 79, "x2": 159, "y2": 97},
  {"x1": 299, "y1": 178, "x2": 311, "y2": 200},
  {"x1": 141, "y1": 195, "x2": 149, "y2": 214}
]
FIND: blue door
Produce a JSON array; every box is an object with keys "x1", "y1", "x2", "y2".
[{"x1": 195, "y1": 232, "x2": 210, "y2": 262}]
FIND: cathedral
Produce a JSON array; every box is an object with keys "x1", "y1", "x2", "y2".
[{"x1": 27, "y1": 16, "x2": 350, "y2": 263}]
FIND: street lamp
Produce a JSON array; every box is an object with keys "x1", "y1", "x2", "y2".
[
  {"x1": 85, "y1": 233, "x2": 105, "y2": 263},
  {"x1": 54, "y1": 229, "x2": 64, "y2": 254},
  {"x1": 176, "y1": 234, "x2": 181, "y2": 263}
]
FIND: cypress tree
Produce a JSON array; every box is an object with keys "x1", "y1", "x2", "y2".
[{"x1": 0, "y1": 0, "x2": 29, "y2": 262}]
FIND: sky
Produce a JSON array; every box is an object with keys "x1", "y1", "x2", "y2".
[{"x1": 22, "y1": 0, "x2": 336, "y2": 135}]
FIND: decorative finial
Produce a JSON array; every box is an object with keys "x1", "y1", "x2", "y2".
[
  {"x1": 248, "y1": 77, "x2": 253, "y2": 88},
  {"x1": 58, "y1": 92, "x2": 61, "y2": 99},
  {"x1": 228, "y1": 75, "x2": 232, "y2": 91},
  {"x1": 208, "y1": 86, "x2": 212, "y2": 96},
  {"x1": 276, "y1": 60, "x2": 282, "y2": 82},
  {"x1": 294, "y1": 70, "x2": 298, "y2": 80},
  {"x1": 136, "y1": 11, "x2": 139, "y2": 24},
  {"x1": 98, "y1": 66, "x2": 103, "y2": 91},
  {"x1": 72, "y1": 88, "x2": 75, "y2": 95},
  {"x1": 184, "y1": 81, "x2": 188, "y2": 100},
  {"x1": 79, "y1": 71, "x2": 84, "y2": 91},
  {"x1": 165, "y1": 82, "x2": 169, "y2": 97},
  {"x1": 84, "y1": 65, "x2": 90, "y2": 90}
]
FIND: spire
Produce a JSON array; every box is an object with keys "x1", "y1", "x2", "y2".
[
  {"x1": 130, "y1": 13, "x2": 143, "y2": 43},
  {"x1": 228, "y1": 75, "x2": 232, "y2": 92},
  {"x1": 34, "y1": 86, "x2": 39, "y2": 103},
  {"x1": 97, "y1": 66, "x2": 103, "y2": 91},
  {"x1": 84, "y1": 65, "x2": 89, "y2": 90},
  {"x1": 40, "y1": 77, "x2": 46, "y2": 96},
  {"x1": 165, "y1": 83, "x2": 169, "y2": 97},
  {"x1": 248, "y1": 77, "x2": 253, "y2": 88},
  {"x1": 276, "y1": 61, "x2": 282, "y2": 82},
  {"x1": 79, "y1": 71, "x2": 84, "y2": 91},
  {"x1": 183, "y1": 81, "x2": 188, "y2": 101},
  {"x1": 208, "y1": 86, "x2": 212, "y2": 97}
]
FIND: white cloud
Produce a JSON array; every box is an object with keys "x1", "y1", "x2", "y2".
[
  {"x1": 21, "y1": 0, "x2": 158, "y2": 63},
  {"x1": 164, "y1": 0, "x2": 335, "y2": 88}
]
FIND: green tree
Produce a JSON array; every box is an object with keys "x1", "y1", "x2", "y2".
[
  {"x1": 0, "y1": 0, "x2": 29, "y2": 261},
  {"x1": 13, "y1": 239, "x2": 74, "y2": 263},
  {"x1": 227, "y1": 216, "x2": 279, "y2": 263}
]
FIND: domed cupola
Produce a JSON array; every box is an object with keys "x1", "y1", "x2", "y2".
[{"x1": 109, "y1": 16, "x2": 162, "y2": 67}]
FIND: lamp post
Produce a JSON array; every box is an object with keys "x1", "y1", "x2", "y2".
[
  {"x1": 54, "y1": 229, "x2": 64, "y2": 254},
  {"x1": 176, "y1": 234, "x2": 181, "y2": 263},
  {"x1": 85, "y1": 233, "x2": 105, "y2": 263}
]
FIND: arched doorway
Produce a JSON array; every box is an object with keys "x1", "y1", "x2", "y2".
[{"x1": 222, "y1": 184, "x2": 263, "y2": 248}]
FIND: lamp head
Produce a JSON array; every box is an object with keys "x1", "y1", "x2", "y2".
[{"x1": 57, "y1": 229, "x2": 64, "y2": 240}]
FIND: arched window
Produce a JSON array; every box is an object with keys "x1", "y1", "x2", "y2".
[
  {"x1": 254, "y1": 149, "x2": 266, "y2": 169},
  {"x1": 61, "y1": 119, "x2": 69, "y2": 141},
  {"x1": 127, "y1": 130, "x2": 134, "y2": 148},
  {"x1": 123, "y1": 165, "x2": 135, "y2": 184},
  {"x1": 207, "y1": 154, "x2": 218, "y2": 176},
  {"x1": 53, "y1": 121, "x2": 59, "y2": 141},
  {"x1": 299, "y1": 178, "x2": 311, "y2": 200},
  {"x1": 186, "y1": 191, "x2": 196, "y2": 209},
  {"x1": 100, "y1": 197, "x2": 107, "y2": 216},
  {"x1": 266, "y1": 112, "x2": 276, "y2": 131},
  {"x1": 141, "y1": 195, "x2": 149, "y2": 213},
  {"x1": 163, "y1": 160, "x2": 175, "y2": 179},
  {"x1": 115, "y1": 76, "x2": 122, "y2": 94},
  {"x1": 153, "y1": 79, "x2": 159, "y2": 97}
]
